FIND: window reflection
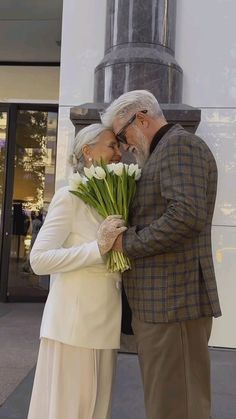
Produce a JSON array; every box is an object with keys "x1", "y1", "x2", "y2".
[
  {"x1": 0, "y1": 112, "x2": 7, "y2": 224},
  {"x1": 8, "y1": 110, "x2": 57, "y2": 300}
]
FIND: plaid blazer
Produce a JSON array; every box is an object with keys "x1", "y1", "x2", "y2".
[{"x1": 123, "y1": 124, "x2": 221, "y2": 323}]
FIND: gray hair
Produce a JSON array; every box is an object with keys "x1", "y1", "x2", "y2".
[
  {"x1": 101, "y1": 90, "x2": 164, "y2": 128},
  {"x1": 69, "y1": 123, "x2": 108, "y2": 173}
]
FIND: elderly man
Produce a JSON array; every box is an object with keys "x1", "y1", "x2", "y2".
[{"x1": 101, "y1": 90, "x2": 221, "y2": 419}]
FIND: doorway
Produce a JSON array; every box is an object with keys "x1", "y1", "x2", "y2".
[{"x1": 0, "y1": 104, "x2": 58, "y2": 302}]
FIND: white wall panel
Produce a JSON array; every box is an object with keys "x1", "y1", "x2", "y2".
[
  {"x1": 57, "y1": 0, "x2": 107, "y2": 188},
  {"x1": 176, "y1": 0, "x2": 236, "y2": 107},
  {"x1": 55, "y1": 106, "x2": 75, "y2": 190},
  {"x1": 59, "y1": 0, "x2": 107, "y2": 106}
]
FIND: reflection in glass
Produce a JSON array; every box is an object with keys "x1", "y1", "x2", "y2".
[
  {"x1": 8, "y1": 110, "x2": 58, "y2": 300},
  {"x1": 0, "y1": 112, "x2": 7, "y2": 226}
]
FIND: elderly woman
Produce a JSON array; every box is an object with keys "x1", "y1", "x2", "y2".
[{"x1": 27, "y1": 124, "x2": 125, "y2": 419}]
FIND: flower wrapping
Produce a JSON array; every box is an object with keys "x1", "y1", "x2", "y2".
[{"x1": 69, "y1": 162, "x2": 141, "y2": 272}]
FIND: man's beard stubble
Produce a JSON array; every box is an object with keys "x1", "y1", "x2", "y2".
[{"x1": 130, "y1": 127, "x2": 150, "y2": 168}]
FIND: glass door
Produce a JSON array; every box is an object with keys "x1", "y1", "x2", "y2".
[
  {"x1": 0, "y1": 110, "x2": 8, "y2": 285},
  {"x1": 6, "y1": 107, "x2": 58, "y2": 301}
]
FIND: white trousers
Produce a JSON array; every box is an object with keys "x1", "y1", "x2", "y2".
[{"x1": 27, "y1": 338, "x2": 117, "y2": 419}]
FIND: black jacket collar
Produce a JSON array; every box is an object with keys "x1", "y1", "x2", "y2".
[{"x1": 149, "y1": 123, "x2": 174, "y2": 154}]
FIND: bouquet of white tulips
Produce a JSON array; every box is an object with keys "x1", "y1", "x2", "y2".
[{"x1": 69, "y1": 162, "x2": 141, "y2": 273}]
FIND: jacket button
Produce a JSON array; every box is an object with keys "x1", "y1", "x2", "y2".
[{"x1": 116, "y1": 281, "x2": 121, "y2": 290}]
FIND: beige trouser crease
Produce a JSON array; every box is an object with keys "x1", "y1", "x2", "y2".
[{"x1": 132, "y1": 316, "x2": 212, "y2": 419}]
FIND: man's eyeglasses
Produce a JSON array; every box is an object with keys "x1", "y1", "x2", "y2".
[{"x1": 116, "y1": 110, "x2": 147, "y2": 144}]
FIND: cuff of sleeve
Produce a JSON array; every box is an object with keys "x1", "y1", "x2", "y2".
[
  {"x1": 89, "y1": 240, "x2": 104, "y2": 264},
  {"x1": 122, "y1": 229, "x2": 133, "y2": 258}
]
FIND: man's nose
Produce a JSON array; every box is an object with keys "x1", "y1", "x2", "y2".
[{"x1": 122, "y1": 143, "x2": 130, "y2": 152}]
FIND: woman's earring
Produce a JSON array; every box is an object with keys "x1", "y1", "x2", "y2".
[{"x1": 88, "y1": 157, "x2": 92, "y2": 162}]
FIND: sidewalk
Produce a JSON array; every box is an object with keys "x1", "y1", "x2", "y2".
[
  {"x1": 0, "y1": 303, "x2": 43, "y2": 407},
  {"x1": 0, "y1": 303, "x2": 236, "y2": 419}
]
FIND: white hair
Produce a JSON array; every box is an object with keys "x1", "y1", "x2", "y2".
[
  {"x1": 101, "y1": 90, "x2": 164, "y2": 128},
  {"x1": 69, "y1": 123, "x2": 108, "y2": 173}
]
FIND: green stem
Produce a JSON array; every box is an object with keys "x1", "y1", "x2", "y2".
[{"x1": 104, "y1": 179, "x2": 119, "y2": 213}]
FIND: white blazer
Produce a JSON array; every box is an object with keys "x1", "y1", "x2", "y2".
[{"x1": 30, "y1": 186, "x2": 122, "y2": 349}]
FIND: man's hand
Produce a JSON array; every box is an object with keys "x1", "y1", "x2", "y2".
[{"x1": 112, "y1": 233, "x2": 124, "y2": 252}]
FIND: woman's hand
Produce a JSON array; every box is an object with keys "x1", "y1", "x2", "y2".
[{"x1": 97, "y1": 215, "x2": 127, "y2": 255}]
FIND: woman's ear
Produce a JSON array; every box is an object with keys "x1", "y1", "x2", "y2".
[{"x1": 82, "y1": 145, "x2": 92, "y2": 161}]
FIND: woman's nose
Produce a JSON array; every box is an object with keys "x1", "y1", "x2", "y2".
[{"x1": 116, "y1": 148, "x2": 122, "y2": 158}]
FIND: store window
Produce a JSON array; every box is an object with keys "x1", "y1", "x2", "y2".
[{"x1": 0, "y1": 105, "x2": 58, "y2": 301}]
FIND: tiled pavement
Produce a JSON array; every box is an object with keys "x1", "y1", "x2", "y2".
[{"x1": 0, "y1": 304, "x2": 236, "y2": 419}]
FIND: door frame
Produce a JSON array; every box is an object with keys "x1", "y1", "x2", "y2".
[{"x1": 0, "y1": 103, "x2": 58, "y2": 302}]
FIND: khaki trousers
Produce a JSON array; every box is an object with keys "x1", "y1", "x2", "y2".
[
  {"x1": 28, "y1": 338, "x2": 117, "y2": 419},
  {"x1": 132, "y1": 316, "x2": 212, "y2": 419}
]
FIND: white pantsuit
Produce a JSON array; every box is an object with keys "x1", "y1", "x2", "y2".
[{"x1": 28, "y1": 186, "x2": 122, "y2": 419}]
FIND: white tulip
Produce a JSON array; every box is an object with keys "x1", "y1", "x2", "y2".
[
  {"x1": 107, "y1": 163, "x2": 116, "y2": 173},
  {"x1": 94, "y1": 166, "x2": 106, "y2": 180},
  {"x1": 127, "y1": 163, "x2": 137, "y2": 176},
  {"x1": 84, "y1": 165, "x2": 96, "y2": 179},
  {"x1": 135, "y1": 168, "x2": 142, "y2": 180},
  {"x1": 113, "y1": 162, "x2": 124, "y2": 176},
  {"x1": 68, "y1": 172, "x2": 82, "y2": 190},
  {"x1": 82, "y1": 177, "x2": 88, "y2": 185}
]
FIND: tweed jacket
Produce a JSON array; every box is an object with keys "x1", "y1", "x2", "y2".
[{"x1": 123, "y1": 124, "x2": 221, "y2": 323}]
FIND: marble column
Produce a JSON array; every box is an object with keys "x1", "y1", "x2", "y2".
[{"x1": 94, "y1": 0, "x2": 183, "y2": 103}]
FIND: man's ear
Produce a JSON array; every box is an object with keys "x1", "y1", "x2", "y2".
[{"x1": 136, "y1": 112, "x2": 149, "y2": 128}]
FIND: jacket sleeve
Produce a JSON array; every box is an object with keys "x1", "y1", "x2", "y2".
[
  {"x1": 123, "y1": 134, "x2": 210, "y2": 259},
  {"x1": 30, "y1": 187, "x2": 103, "y2": 275}
]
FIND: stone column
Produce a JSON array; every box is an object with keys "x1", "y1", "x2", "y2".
[{"x1": 94, "y1": 0, "x2": 183, "y2": 103}]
